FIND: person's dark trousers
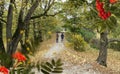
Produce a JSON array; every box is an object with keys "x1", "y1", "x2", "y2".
[{"x1": 56, "y1": 38, "x2": 58, "y2": 43}]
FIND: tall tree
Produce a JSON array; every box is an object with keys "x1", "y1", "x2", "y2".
[
  {"x1": 85, "y1": 0, "x2": 120, "y2": 66},
  {"x1": 0, "y1": 0, "x2": 5, "y2": 53},
  {"x1": 63, "y1": 0, "x2": 120, "y2": 66},
  {"x1": 7, "y1": 0, "x2": 40, "y2": 55},
  {"x1": 95, "y1": 0, "x2": 120, "y2": 66},
  {"x1": 4, "y1": 0, "x2": 61, "y2": 55},
  {"x1": 6, "y1": 0, "x2": 14, "y2": 54}
]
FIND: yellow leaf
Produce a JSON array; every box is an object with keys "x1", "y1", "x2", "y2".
[
  {"x1": 18, "y1": 62, "x2": 23, "y2": 65},
  {"x1": 48, "y1": 31, "x2": 52, "y2": 35},
  {"x1": 26, "y1": 47, "x2": 30, "y2": 51},
  {"x1": 20, "y1": 30, "x2": 24, "y2": 34}
]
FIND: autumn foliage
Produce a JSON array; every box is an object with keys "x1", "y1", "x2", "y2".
[
  {"x1": 96, "y1": 0, "x2": 111, "y2": 20},
  {"x1": 110, "y1": 0, "x2": 118, "y2": 4},
  {"x1": 0, "y1": 66, "x2": 8, "y2": 74},
  {"x1": 96, "y1": 0, "x2": 118, "y2": 20},
  {"x1": 12, "y1": 52, "x2": 26, "y2": 62}
]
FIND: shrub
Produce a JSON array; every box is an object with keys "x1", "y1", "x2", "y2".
[
  {"x1": 0, "y1": 53, "x2": 13, "y2": 68},
  {"x1": 66, "y1": 32, "x2": 87, "y2": 51},
  {"x1": 79, "y1": 28, "x2": 95, "y2": 42},
  {"x1": 108, "y1": 42, "x2": 120, "y2": 51},
  {"x1": 89, "y1": 38, "x2": 100, "y2": 49},
  {"x1": 74, "y1": 34, "x2": 87, "y2": 51}
]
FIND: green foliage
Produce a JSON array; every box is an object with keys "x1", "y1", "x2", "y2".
[
  {"x1": 29, "y1": 38, "x2": 43, "y2": 55},
  {"x1": 89, "y1": 38, "x2": 100, "y2": 49},
  {"x1": 111, "y1": 22, "x2": 120, "y2": 38},
  {"x1": 65, "y1": 0, "x2": 86, "y2": 9},
  {"x1": 20, "y1": 41, "x2": 32, "y2": 55},
  {"x1": 40, "y1": 16, "x2": 59, "y2": 40},
  {"x1": 84, "y1": 4, "x2": 118, "y2": 33},
  {"x1": 109, "y1": 42, "x2": 120, "y2": 51},
  {"x1": 0, "y1": 53, "x2": 13, "y2": 68},
  {"x1": 9, "y1": 62, "x2": 36, "y2": 74},
  {"x1": 41, "y1": 59, "x2": 63, "y2": 74},
  {"x1": 79, "y1": 28, "x2": 95, "y2": 42},
  {"x1": 110, "y1": 2, "x2": 120, "y2": 18},
  {"x1": 64, "y1": 24, "x2": 95, "y2": 43}
]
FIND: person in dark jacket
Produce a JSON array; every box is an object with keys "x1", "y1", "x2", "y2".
[
  {"x1": 56, "y1": 33, "x2": 59, "y2": 43},
  {"x1": 61, "y1": 33, "x2": 64, "y2": 42}
]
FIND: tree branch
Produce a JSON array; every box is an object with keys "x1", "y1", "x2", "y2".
[
  {"x1": 44, "y1": 0, "x2": 53, "y2": 14},
  {"x1": 9, "y1": 0, "x2": 40, "y2": 54},
  {"x1": 24, "y1": 0, "x2": 40, "y2": 23},
  {"x1": 108, "y1": 38, "x2": 120, "y2": 43},
  {"x1": 30, "y1": 0, "x2": 55, "y2": 19},
  {"x1": 0, "y1": 18, "x2": 7, "y2": 23},
  {"x1": 45, "y1": 11, "x2": 62, "y2": 16},
  {"x1": 30, "y1": 10, "x2": 62, "y2": 19}
]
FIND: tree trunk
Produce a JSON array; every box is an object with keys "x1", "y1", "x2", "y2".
[
  {"x1": 25, "y1": 23, "x2": 29, "y2": 42},
  {"x1": 0, "y1": 22, "x2": 5, "y2": 53},
  {"x1": 7, "y1": 26, "x2": 23, "y2": 55},
  {"x1": 7, "y1": 5, "x2": 24, "y2": 54},
  {"x1": 7, "y1": 0, "x2": 39, "y2": 55},
  {"x1": 6, "y1": 0, "x2": 14, "y2": 54},
  {"x1": 0, "y1": 3, "x2": 5, "y2": 53},
  {"x1": 96, "y1": 32, "x2": 108, "y2": 67},
  {"x1": 38, "y1": 30, "x2": 43, "y2": 42}
]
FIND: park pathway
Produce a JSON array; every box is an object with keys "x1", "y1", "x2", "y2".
[
  {"x1": 31, "y1": 34, "x2": 117, "y2": 74},
  {"x1": 44, "y1": 42, "x2": 65, "y2": 59}
]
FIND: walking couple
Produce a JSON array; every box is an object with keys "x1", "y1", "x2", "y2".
[{"x1": 56, "y1": 32, "x2": 64, "y2": 43}]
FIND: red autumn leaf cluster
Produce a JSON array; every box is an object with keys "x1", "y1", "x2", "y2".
[
  {"x1": 96, "y1": 0, "x2": 111, "y2": 20},
  {"x1": 12, "y1": 52, "x2": 26, "y2": 62},
  {"x1": 110, "y1": 0, "x2": 118, "y2": 4},
  {"x1": 0, "y1": 66, "x2": 8, "y2": 74}
]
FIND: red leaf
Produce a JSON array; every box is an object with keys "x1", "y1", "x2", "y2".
[
  {"x1": 12, "y1": 52, "x2": 26, "y2": 62},
  {"x1": 107, "y1": 12, "x2": 111, "y2": 17},
  {"x1": 96, "y1": 0, "x2": 111, "y2": 20},
  {"x1": 110, "y1": 0, "x2": 118, "y2": 4},
  {"x1": 0, "y1": 66, "x2": 8, "y2": 74}
]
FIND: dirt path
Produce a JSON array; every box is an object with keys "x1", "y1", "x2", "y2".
[
  {"x1": 31, "y1": 34, "x2": 120, "y2": 74},
  {"x1": 31, "y1": 41, "x2": 102, "y2": 74},
  {"x1": 40, "y1": 33, "x2": 67, "y2": 60},
  {"x1": 43, "y1": 43, "x2": 65, "y2": 59}
]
